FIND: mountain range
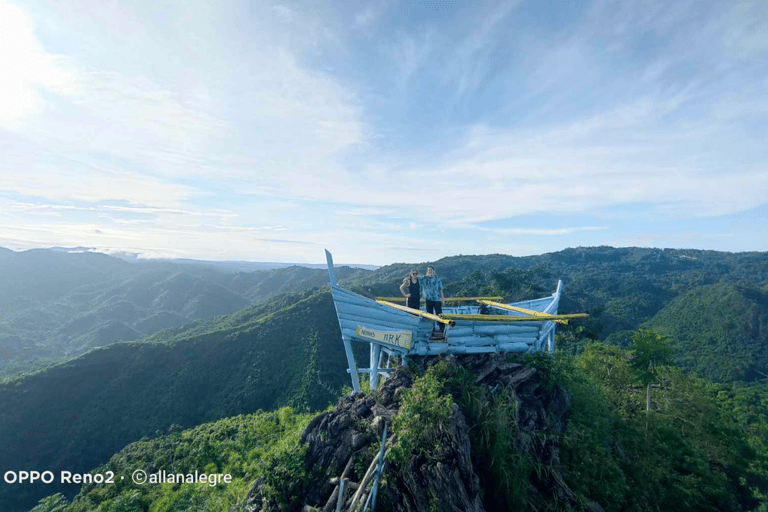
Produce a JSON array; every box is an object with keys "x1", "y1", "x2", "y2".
[{"x1": 1, "y1": 245, "x2": 767, "y2": 511}]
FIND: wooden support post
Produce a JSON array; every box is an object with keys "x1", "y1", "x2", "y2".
[
  {"x1": 335, "y1": 479, "x2": 345, "y2": 512},
  {"x1": 343, "y1": 335, "x2": 360, "y2": 393},
  {"x1": 370, "y1": 343, "x2": 382, "y2": 391}
]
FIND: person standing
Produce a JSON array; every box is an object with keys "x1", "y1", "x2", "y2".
[
  {"x1": 400, "y1": 269, "x2": 421, "y2": 310},
  {"x1": 421, "y1": 265, "x2": 446, "y2": 333}
]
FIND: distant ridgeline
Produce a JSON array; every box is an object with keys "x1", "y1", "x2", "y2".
[
  {"x1": 325, "y1": 250, "x2": 587, "y2": 392},
  {"x1": 1, "y1": 246, "x2": 767, "y2": 510}
]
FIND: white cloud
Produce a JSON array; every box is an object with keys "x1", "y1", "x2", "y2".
[
  {"x1": 0, "y1": 0, "x2": 76, "y2": 128},
  {"x1": 0, "y1": 0, "x2": 766, "y2": 263}
]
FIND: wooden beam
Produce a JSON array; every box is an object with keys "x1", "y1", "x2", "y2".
[{"x1": 376, "y1": 300, "x2": 455, "y2": 326}]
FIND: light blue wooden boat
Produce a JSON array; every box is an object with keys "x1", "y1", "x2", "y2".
[{"x1": 326, "y1": 250, "x2": 570, "y2": 391}]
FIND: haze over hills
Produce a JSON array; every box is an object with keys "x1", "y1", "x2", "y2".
[
  {"x1": 47, "y1": 246, "x2": 379, "y2": 271},
  {"x1": 0, "y1": 247, "x2": 371, "y2": 377},
  {"x1": 1, "y1": 245, "x2": 768, "y2": 510}
]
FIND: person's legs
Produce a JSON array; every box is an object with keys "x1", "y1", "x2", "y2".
[
  {"x1": 425, "y1": 300, "x2": 444, "y2": 333},
  {"x1": 426, "y1": 300, "x2": 436, "y2": 332},
  {"x1": 433, "y1": 301, "x2": 444, "y2": 332}
]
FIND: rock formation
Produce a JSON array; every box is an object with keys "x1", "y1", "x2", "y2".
[{"x1": 238, "y1": 353, "x2": 591, "y2": 512}]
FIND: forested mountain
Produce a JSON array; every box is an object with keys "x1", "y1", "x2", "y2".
[
  {"x1": 4, "y1": 246, "x2": 767, "y2": 380},
  {"x1": 646, "y1": 283, "x2": 768, "y2": 382},
  {"x1": 0, "y1": 289, "x2": 356, "y2": 512},
  {"x1": 0, "y1": 248, "x2": 368, "y2": 377},
  {"x1": 2, "y1": 245, "x2": 767, "y2": 511}
]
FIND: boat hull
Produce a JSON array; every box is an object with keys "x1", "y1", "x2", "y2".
[{"x1": 325, "y1": 250, "x2": 562, "y2": 391}]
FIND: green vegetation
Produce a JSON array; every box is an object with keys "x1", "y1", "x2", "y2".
[
  {"x1": 437, "y1": 361, "x2": 537, "y2": 509},
  {"x1": 646, "y1": 283, "x2": 768, "y2": 381},
  {"x1": 0, "y1": 289, "x2": 352, "y2": 512},
  {"x1": 30, "y1": 336, "x2": 768, "y2": 512},
  {"x1": 30, "y1": 407, "x2": 312, "y2": 512},
  {"x1": 4, "y1": 246, "x2": 768, "y2": 511},
  {"x1": 389, "y1": 364, "x2": 454, "y2": 466},
  {"x1": 389, "y1": 356, "x2": 561, "y2": 511},
  {"x1": 628, "y1": 329, "x2": 675, "y2": 412},
  {"x1": 556, "y1": 339, "x2": 768, "y2": 511}
]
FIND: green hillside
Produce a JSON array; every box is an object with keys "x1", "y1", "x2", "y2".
[
  {"x1": 646, "y1": 283, "x2": 768, "y2": 382},
  {"x1": 4, "y1": 246, "x2": 768, "y2": 378},
  {"x1": 0, "y1": 248, "x2": 369, "y2": 378},
  {"x1": 28, "y1": 349, "x2": 768, "y2": 512},
  {"x1": 3, "y1": 246, "x2": 768, "y2": 510},
  {"x1": 0, "y1": 289, "x2": 355, "y2": 512}
]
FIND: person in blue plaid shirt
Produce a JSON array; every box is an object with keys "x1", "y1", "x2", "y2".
[{"x1": 421, "y1": 265, "x2": 446, "y2": 333}]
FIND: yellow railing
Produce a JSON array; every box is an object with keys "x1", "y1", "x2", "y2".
[
  {"x1": 375, "y1": 300, "x2": 455, "y2": 326},
  {"x1": 375, "y1": 296, "x2": 503, "y2": 303},
  {"x1": 440, "y1": 312, "x2": 589, "y2": 323}
]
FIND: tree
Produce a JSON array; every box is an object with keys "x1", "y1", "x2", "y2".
[{"x1": 629, "y1": 329, "x2": 674, "y2": 412}]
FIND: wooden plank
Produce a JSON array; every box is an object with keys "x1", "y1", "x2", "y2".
[
  {"x1": 508, "y1": 297, "x2": 555, "y2": 312},
  {"x1": 341, "y1": 327, "x2": 428, "y2": 347},
  {"x1": 451, "y1": 324, "x2": 541, "y2": 336},
  {"x1": 325, "y1": 249, "x2": 337, "y2": 286},
  {"x1": 459, "y1": 346, "x2": 502, "y2": 354},
  {"x1": 498, "y1": 342, "x2": 531, "y2": 352},
  {"x1": 450, "y1": 335, "x2": 537, "y2": 346},
  {"x1": 357, "y1": 326, "x2": 413, "y2": 351},
  {"x1": 338, "y1": 317, "x2": 409, "y2": 332},
  {"x1": 341, "y1": 324, "x2": 427, "y2": 339},
  {"x1": 336, "y1": 307, "x2": 421, "y2": 327}
]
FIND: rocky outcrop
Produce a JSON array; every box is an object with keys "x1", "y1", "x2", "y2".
[
  {"x1": 387, "y1": 401, "x2": 484, "y2": 512},
  {"x1": 238, "y1": 354, "x2": 586, "y2": 512}
]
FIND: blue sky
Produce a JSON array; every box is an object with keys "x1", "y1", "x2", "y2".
[{"x1": 1, "y1": 0, "x2": 766, "y2": 265}]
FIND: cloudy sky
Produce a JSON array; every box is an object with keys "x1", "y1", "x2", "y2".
[{"x1": 1, "y1": 0, "x2": 766, "y2": 265}]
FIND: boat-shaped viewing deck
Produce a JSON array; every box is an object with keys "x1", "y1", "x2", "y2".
[{"x1": 326, "y1": 250, "x2": 585, "y2": 391}]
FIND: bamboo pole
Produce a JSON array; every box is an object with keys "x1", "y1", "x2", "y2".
[
  {"x1": 348, "y1": 450, "x2": 384, "y2": 510},
  {"x1": 478, "y1": 299, "x2": 551, "y2": 316},
  {"x1": 335, "y1": 480, "x2": 345, "y2": 512},
  {"x1": 440, "y1": 312, "x2": 589, "y2": 322},
  {"x1": 375, "y1": 296, "x2": 503, "y2": 302},
  {"x1": 376, "y1": 300, "x2": 455, "y2": 326},
  {"x1": 478, "y1": 299, "x2": 573, "y2": 325}
]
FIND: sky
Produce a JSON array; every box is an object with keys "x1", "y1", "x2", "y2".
[{"x1": 1, "y1": 0, "x2": 766, "y2": 265}]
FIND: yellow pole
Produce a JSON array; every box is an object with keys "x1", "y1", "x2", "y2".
[
  {"x1": 375, "y1": 300, "x2": 455, "y2": 326},
  {"x1": 440, "y1": 313, "x2": 589, "y2": 322},
  {"x1": 477, "y1": 299, "x2": 575, "y2": 325},
  {"x1": 375, "y1": 296, "x2": 503, "y2": 302}
]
